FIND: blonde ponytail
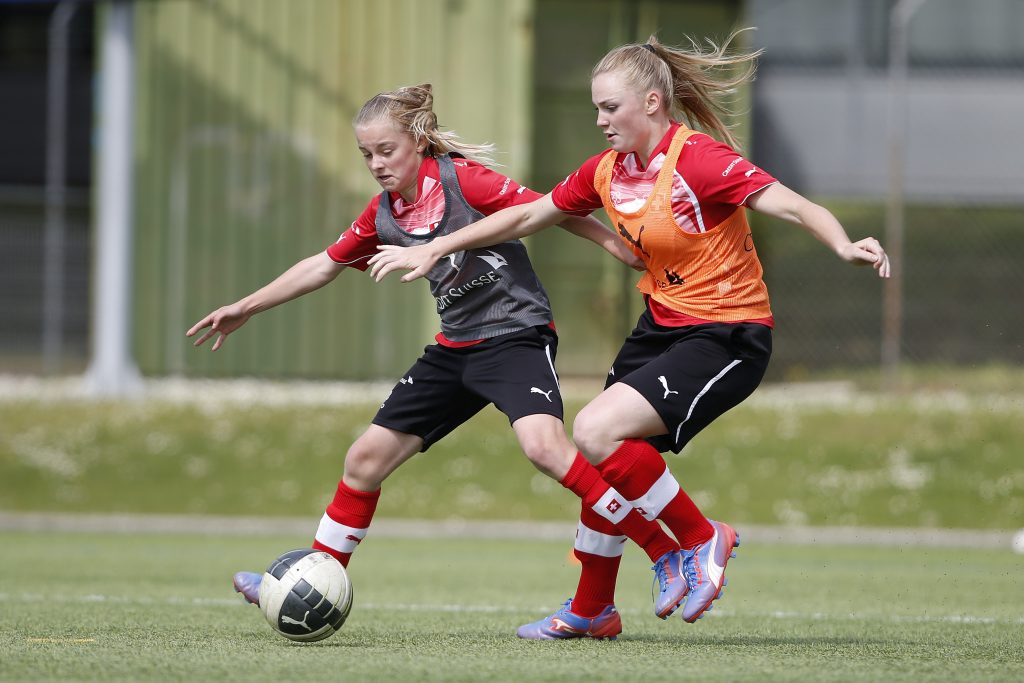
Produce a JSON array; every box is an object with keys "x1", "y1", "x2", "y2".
[
  {"x1": 354, "y1": 84, "x2": 497, "y2": 166},
  {"x1": 593, "y1": 29, "x2": 761, "y2": 150}
]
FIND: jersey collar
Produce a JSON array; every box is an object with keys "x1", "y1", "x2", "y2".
[{"x1": 635, "y1": 122, "x2": 683, "y2": 170}]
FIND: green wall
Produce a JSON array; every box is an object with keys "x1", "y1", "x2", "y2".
[{"x1": 132, "y1": 0, "x2": 534, "y2": 379}]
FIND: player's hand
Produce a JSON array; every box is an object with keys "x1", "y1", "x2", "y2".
[
  {"x1": 838, "y1": 237, "x2": 891, "y2": 278},
  {"x1": 367, "y1": 244, "x2": 440, "y2": 283},
  {"x1": 623, "y1": 251, "x2": 645, "y2": 271},
  {"x1": 186, "y1": 303, "x2": 251, "y2": 351}
]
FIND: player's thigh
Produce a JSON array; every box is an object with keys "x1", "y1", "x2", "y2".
[
  {"x1": 343, "y1": 424, "x2": 424, "y2": 490},
  {"x1": 372, "y1": 344, "x2": 487, "y2": 451},
  {"x1": 572, "y1": 382, "x2": 669, "y2": 461},
  {"x1": 604, "y1": 310, "x2": 675, "y2": 390},
  {"x1": 467, "y1": 327, "x2": 564, "y2": 425},
  {"x1": 622, "y1": 324, "x2": 771, "y2": 453}
]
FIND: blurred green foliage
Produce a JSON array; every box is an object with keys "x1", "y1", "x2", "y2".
[{"x1": 2, "y1": 369, "x2": 1022, "y2": 529}]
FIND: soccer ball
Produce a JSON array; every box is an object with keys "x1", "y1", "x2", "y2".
[{"x1": 258, "y1": 548, "x2": 354, "y2": 642}]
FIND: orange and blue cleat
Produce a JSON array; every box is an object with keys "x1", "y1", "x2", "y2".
[{"x1": 516, "y1": 599, "x2": 621, "y2": 640}]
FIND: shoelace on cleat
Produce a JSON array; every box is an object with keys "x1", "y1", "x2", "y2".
[
  {"x1": 682, "y1": 548, "x2": 700, "y2": 588},
  {"x1": 652, "y1": 556, "x2": 671, "y2": 594},
  {"x1": 551, "y1": 599, "x2": 574, "y2": 619}
]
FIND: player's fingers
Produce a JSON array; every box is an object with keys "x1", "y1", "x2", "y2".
[
  {"x1": 878, "y1": 253, "x2": 891, "y2": 278},
  {"x1": 400, "y1": 267, "x2": 427, "y2": 283},
  {"x1": 192, "y1": 328, "x2": 215, "y2": 347},
  {"x1": 211, "y1": 334, "x2": 225, "y2": 351},
  {"x1": 369, "y1": 256, "x2": 388, "y2": 279},
  {"x1": 373, "y1": 261, "x2": 398, "y2": 282},
  {"x1": 369, "y1": 244, "x2": 400, "y2": 263},
  {"x1": 186, "y1": 317, "x2": 211, "y2": 337}
]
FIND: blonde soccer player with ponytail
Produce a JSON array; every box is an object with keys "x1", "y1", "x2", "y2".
[{"x1": 370, "y1": 34, "x2": 890, "y2": 639}]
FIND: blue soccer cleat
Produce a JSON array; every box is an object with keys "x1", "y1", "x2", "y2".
[
  {"x1": 232, "y1": 571, "x2": 262, "y2": 606},
  {"x1": 680, "y1": 520, "x2": 739, "y2": 623},
  {"x1": 517, "y1": 599, "x2": 621, "y2": 640},
  {"x1": 651, "y1": 549, "x2": 688, "y2": 619}
]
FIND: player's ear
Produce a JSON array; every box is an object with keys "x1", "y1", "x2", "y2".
[{"x1": 645, "y1": 90, "x2": 662, "y2": 116}]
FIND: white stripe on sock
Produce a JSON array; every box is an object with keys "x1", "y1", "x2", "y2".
[
  {"x1": 627, "y1": 467, "x2": 681, "y2": 521},
  {"x1": 314, "y1": 513, "x2": 368, "y2": 554},
  {"x1": 574, "y1": 521, "x2": 627, "y2": 558}
]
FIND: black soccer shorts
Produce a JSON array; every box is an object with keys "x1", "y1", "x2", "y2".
[
  {"x1": 372, "y1": 325, "x2": 564, "y2": 451},
  {"x1": 605, "y1": 308, "x2": 772, "y2": 453}
]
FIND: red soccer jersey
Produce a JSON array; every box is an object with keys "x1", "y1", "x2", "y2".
[
  {"x1": 326, "y1": 156, "x2": 544, "y2": 346},
  {"x1": 552, "y1": 123, "x2": 778, "y2": 327}
]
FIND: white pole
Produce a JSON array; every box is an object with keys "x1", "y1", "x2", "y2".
[{"x1": 84, "y1": 0, "x2": 142, "y2": 396}]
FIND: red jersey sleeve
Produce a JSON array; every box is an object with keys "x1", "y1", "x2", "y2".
[
  {"x1": 324, "y1": 196, "x2": 381, "y2": 271},
  {"x1": 550, "y1": 150, "x2": 611, "y2": 216},
  {"x1": 682, "y1": 134, "x2": 778, "y2": 207},
  {"x1": 452, "y1": 159, "x2": 544, "y2": 214}
]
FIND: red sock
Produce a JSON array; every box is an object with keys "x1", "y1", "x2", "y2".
[
  {"x1": 311, "y1": 479, "x2": 380, "y2": 567},
  {"x1": 595, "y1": 439, "x2": 713, "y2": 549},
  {"x1": 561, "y1": 453, "x2": 678, "y2": 561},
  {"x1": 570, "y1": 505, "x2": 623, "y2": 617}
]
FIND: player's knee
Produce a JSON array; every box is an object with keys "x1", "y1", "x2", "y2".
[
  {"x1": 572, "y1": 408, "x2": 613, "y2": 463},
  {"x1": 519, "y1": 434, "x2": 572, "y2": 479},
  {"x1": 343, "y1": 441, "x2": 386, "y2": 489}
]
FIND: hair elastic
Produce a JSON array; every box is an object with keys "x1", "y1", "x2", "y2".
[{"x1": 642, "y1": 43, "x2": 657, "y2": 54}]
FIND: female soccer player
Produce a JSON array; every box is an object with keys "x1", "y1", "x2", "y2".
[
  {"x1": 368, "y1": 34, "x2": 891, "y2": 638},
  {"x1": 187, "y1": 84, "x2": 690, "y2": 638}
]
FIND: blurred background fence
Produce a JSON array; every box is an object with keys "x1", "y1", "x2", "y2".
[{"x1": 1, "y1": 0, "x2": 1021, "y2": 385}]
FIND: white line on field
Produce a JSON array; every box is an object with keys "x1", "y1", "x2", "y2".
[{"x1": 1, "y1": 592, "x2": 1020, "y2": 626}]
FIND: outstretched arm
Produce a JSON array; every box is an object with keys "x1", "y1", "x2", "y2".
[
  {"x1": 368, "y1": 193, "x2": 640, "y2": 281},
  {"x1": 186, "y1": 251, "x2": 346, "y2": 350},
  {"x1": 557, "y1": 215, "x2": 644, "y2": 270},
  {"x1": 747, "y1": 183, "x2": 891, "y2": 278},
  {"x1": 368, "y1": 193, "x2": 563, "y2": 282}
]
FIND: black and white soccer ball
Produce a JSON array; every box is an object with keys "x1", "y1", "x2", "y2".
[{"x1": 258, "y1": 548, "x2": 353, "y2": 642}]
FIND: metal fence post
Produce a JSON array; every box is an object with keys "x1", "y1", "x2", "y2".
[
  {"x1": 883, "y1": 0, "x2": 928, "y2": 388},
  {"x1": 43, "y1": 0, "x2": 78, "y2": 375}
]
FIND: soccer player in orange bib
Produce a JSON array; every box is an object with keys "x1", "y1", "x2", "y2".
[
  {"x1": 369, "y1": 33, "x2": 890, "y2": 638},
  {"x1": 188, "y1": 84, "x2": 691, "y2": 639}
]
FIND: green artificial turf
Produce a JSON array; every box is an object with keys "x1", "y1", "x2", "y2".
[{"x1": 1, "y1": 531, "x2": 1021, "y2": 682}]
